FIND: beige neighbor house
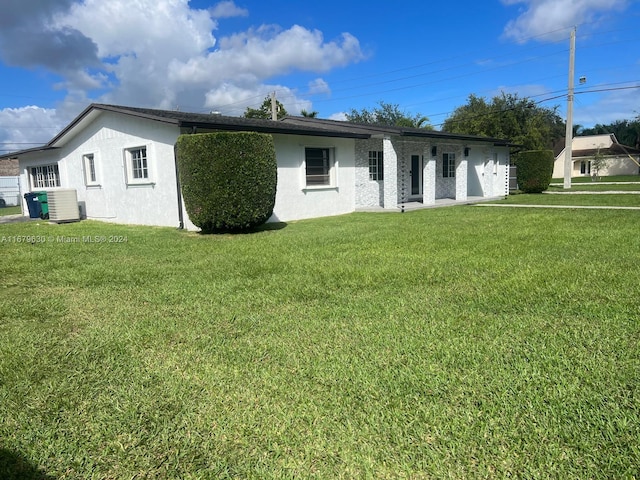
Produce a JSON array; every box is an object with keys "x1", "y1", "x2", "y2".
[{"x1": 552, "y1": 134, "x2": 640, "y2": 179}]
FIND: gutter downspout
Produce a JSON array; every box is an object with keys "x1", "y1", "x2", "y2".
[{"x1": 173, "y1": 142, "x2": 184, "y2": 230}]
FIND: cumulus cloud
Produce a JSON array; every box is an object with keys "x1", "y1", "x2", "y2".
[
  {"x1": 574, "y1": 88, "x2": 640, "y2": 126},
  {"x1": 0, "y1": 106, "x2": 63, "y2": 153},
  {"x1": 0, "y1": 0, "x2": 364, "y2": 149},
  {"x1": 308, "y1": 78, "x2": 331, "y2": 95},
  {"x1": 210, "y1": 1, "x2": 249, "y2": 19},
  {"x1": 59, "y1": 0, "x2": 362, "y2": 112},
  {"x1": 0, "y1": 0, "x2": 98, "y2": 72},
  {"x1": 502, "y1": 0, "x2": 628, "y2": 42}
]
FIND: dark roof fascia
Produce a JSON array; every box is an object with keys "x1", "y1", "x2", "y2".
[
  {"x1": 94, "y1": 104, "x2": 369, "y2": 139},
  {"x1": 280, "y1": 116, "x2": 514, "y2": 146},
  {"x1": 0, "y1": 146, "x2": 58, "y2": 160},
  {"x1": 179, "y1": 120, "x2": 370, "y2": 139}
]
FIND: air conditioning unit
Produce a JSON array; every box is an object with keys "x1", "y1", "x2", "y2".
[{"x1": 47, "y1": 189, "x2": 80, "y2": 223}]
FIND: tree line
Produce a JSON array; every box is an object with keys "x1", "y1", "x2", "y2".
[{"x1": 244, "y1": 94, "x2": 640, "y2": 152}]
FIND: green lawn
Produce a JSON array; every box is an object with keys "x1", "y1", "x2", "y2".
[
  {"x1": 0, "y1": 206, "x2": 22, "y2": 216},
  {"x1": 1, "y1": 209, "x2": 639, "y2": 479},
  {"x1": 497, "y1": 193, "x2": 640, "y2": 207},
  {"x1": 548, "y1": 183, "x2": 640, "y2": 192},
  {"x1": 551, "y1": 174, "x2": 640, "y2": 183}
]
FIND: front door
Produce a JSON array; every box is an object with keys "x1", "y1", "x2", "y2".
[{"x1": 411, "y1": 154, "x2": 422, "y2": 196}]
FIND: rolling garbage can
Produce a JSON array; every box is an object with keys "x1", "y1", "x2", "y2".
[
  {"x1": 24, "y1": 192, "x2": 42, "y2": 219},
  {"x1": 35, "y1": 192, "x2": 49, "y2": 219}
]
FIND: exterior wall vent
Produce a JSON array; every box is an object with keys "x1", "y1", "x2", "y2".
[{"x1": 47, "y1": 189, "x2": 80, "y2": 223}]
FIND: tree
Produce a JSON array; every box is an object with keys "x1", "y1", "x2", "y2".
[
  {"x1": 300, "y1": 109, "x2": 318, "y2": 118},
  {"x1": 345, "y1": 101, "x2": 433, "y2": 129},
  {"x1": 244, "y1": 96, "x2": 288, "y2": 120},
  {"x1": 590, "y1": 146, "x2": 608, "y2": 181},
  {"x1": 443, "y1": 93, "x2": 565, "y2": 151}
]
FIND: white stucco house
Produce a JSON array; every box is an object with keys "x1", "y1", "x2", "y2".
[
  {"x1": 1, "y1": 104, "x2": 512, "y2": 229},
  {"x1": 553, "y1": 134, "x2": 640, "y2": 179}
]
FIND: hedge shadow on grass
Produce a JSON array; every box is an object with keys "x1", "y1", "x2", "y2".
[
  {"x1": 0, "y1": 449, "x2": 55, "y2": 480},
  {"x1": 196, "y1": 221, "x2": 288, "y2": 235}
]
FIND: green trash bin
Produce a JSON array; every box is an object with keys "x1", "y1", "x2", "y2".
[{"x1": 36, "y1": 191, "x2": 49, "y2": 219}]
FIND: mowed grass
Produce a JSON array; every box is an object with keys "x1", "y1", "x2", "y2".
[
  {"x1": 1, "y1": 208, "x2": 639, "y2": 479},
  {"x1": 497, "y1": 193, "x2": 640, "y2": 207},
  {"x1": 0, "y1": 206, "x2": 22, "y2": 216},
  {"x1": 548, "y1": 183, "x2": 640, "y2": 192},
  {"x1": 551, "y1": 174, "x2": 640, "y2": 183}
]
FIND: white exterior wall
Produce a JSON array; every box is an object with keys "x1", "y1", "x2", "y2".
[
  {"x1": 57, "y1": 112, "x2": 182, "y2": 228},
  {"x1": 269, "y1": 134, "x2": 356, "y2": 222}
]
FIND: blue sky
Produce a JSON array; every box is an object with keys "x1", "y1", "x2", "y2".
[{"x1": 1, "y1": 0, "x2": 639, "y2": 153}]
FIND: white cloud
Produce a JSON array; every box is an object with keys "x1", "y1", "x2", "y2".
[
  {"x1": 328, "y1": 112, "x2": 347, "y2": 121},
  {"x1": 55, "y1": 1, "x2": 363, "y2": 113},
  {"x1": 502, "y1": 0, "x2": 628, "y2": 43},
  {"x1": 574, "y1": 88, "x2": 640, "y2": 126},
  {"x1": 308, "y1": 78, "x2": 331, "y2": 95},
  {"x1": 209, "y1": 1, "x2": 249, "y2": 19},
  {"x1": 0, "y1": 106, "x2": 62, "y2": 153},
  {"x1": 0, "y1": 0, "x2": 365, "y2": 148}
]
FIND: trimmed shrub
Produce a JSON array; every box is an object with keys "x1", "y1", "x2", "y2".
[
  {"x1": 176, "y1": 132, "x2": 277, "y2": 232},
  {"x1": 514, "y1": 150, "x2": 554, "y2": 193}
]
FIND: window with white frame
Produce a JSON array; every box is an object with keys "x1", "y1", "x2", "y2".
[
  {"x1": 30, "y1": 164, "x2": 60, "y2": 188},
  {"x1": 305, "y1": 147, "x2": 334, "y2": 187},
  {"x1": 443, "y1": 152, "x2": 456, "y2": 178},
  {"x1": 368, "y1": 150, "x2": 384, "y2": 181},
  {"x1": 83, "y1": 153, "x2": 99, "y2": 185},
  {"x1": 125, "y1": 146, "x2": 150, "y2": 184}
]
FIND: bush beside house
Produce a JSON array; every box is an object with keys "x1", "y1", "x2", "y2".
[
  {"x1": 176, "y1": 132, "x2": 277, "y2": 232},
  {"x1": 514, "y1": 150, "x2": 554, "y2": 193}
]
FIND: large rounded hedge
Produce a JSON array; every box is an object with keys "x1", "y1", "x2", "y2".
[
  {"x1": 514, "y1": 150, "x2": 554, "y2": 193},
  {"x1": 176, "y1": 132, "x2": 277, "y2": 232}
]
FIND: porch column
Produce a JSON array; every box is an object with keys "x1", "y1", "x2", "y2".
[
  {"x1": 455, "y1": 149, "x2": 467, "y2": 201},
  {"x1": 423, "y1": 146, "x2": 436, "y2": 205},
  {"x1": 382, "y1": 136, "x2": 397, "y2": 209}
]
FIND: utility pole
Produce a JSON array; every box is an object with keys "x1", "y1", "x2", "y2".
[
  {"x1": 270, "y1": 91, "x2": 277, "y2": 121},
  {"x1": 563, "y1": 27, "x2": 576, "y2": 189}
]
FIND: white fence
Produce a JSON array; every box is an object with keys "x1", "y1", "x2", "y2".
[{"x1": 0, "y1": 176, "x2": 20, "y2": 207}]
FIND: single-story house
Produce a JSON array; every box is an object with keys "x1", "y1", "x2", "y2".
[
  {"x1": 1, "y1": 103, "x2": 512, "y2": 230},
  {"x1": 553, "y1": 134, "x2": 640, "y2": 178}
]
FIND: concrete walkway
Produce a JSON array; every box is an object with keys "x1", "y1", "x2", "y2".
[
  {"x1": 0, "y1": 214, "x2": 39, "y2": 224},
  {"x1": 544, "y1": 190, "x2": 640, "y2": 195},
  {"x1": 476, "y1": 204, "x2": 640, "y2": 210},
  {"x1": 549, "y1": 181, "x2": 640, "y2": 186}
]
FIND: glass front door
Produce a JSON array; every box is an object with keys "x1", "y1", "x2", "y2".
[{"x1": 411, "y1": 154, "x2": 422, "y2": 196}]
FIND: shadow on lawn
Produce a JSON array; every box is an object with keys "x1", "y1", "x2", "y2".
[
  {"x1": 0, "y1": 449, "x2": 55, "y2": 480},
  {"x1": 198, "y1": 221, "x2": 288, "y2": 235}
]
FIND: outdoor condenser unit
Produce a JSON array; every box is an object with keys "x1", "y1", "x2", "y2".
[{"x1": 47, "y1": 189, "x2": 80, "y2": 223}]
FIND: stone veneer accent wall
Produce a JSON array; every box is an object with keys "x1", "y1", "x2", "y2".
[
  {"x1": 0, "y1": 158, "x2": 19, "y2": 176},
  {"x1": 355, "y1": 138, "x2": 384, "y2": 207}
]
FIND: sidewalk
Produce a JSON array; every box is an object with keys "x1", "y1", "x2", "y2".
[
  {"x1": 476, "y1": 204, "x2": 640, "y2": 210},
  {"x1": 0, "y1": 214, "x2": 39, "y2": 224}
]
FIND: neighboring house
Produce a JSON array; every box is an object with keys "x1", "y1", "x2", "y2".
[
  {"x1": 0, "y1": 158, "x2": 20, "y2": 207},
  {"x1": 0, "y1": 103, "x2": 512, "y2": 230},
  {"x1": 553, "y1": 134, "x2": 640, "y2": 178}
]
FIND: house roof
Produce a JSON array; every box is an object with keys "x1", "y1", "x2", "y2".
[
  {"x1": 1, "y1": 103, "x2": 513, "y2": 159},
  {"x1": 555, "y1": 134, "x2": 640, "y2": 161},
  {"x1": 280, "y1": 115, "x2": 513, "y2": 145}
]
